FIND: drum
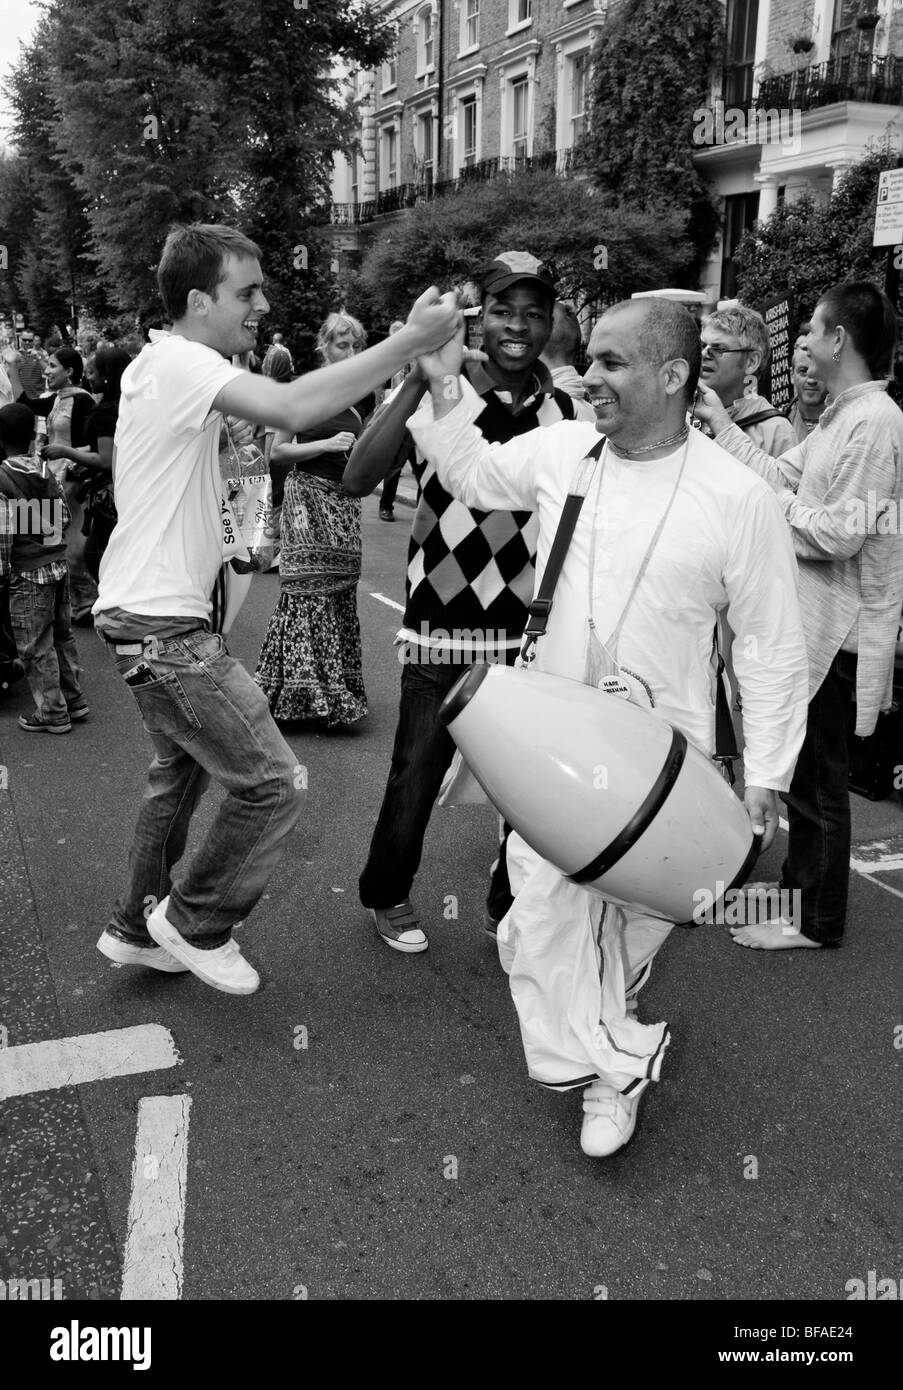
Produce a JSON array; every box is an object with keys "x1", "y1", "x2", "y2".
[{"x1": 440, "y1": 663, "x2": 758, "y2": 923}]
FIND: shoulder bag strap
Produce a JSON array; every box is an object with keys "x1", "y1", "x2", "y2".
[{"x1": 520, "y1": 436, "x2": 606, "y2": 664}]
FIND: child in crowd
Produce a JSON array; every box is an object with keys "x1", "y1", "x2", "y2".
[{"x1": 0, "y1": 403, "x2": 87, "y2": 733}]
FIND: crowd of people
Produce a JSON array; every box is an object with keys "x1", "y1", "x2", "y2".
[{"x1": 1, "y1": 221, "x2": 901, "y2": 1160}]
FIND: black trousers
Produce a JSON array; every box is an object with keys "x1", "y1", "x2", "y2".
[{"x1": 781, "y1": 652, "x2": 855, "y2": 945}]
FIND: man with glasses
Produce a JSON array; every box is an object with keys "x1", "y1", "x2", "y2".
[{"x1": 699, "y1": 305, "x2": 795, "y2": 457}]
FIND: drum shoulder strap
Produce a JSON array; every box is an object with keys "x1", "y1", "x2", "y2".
[{"x1": 520, "y1": 437, "x2": 606, "y2": 663}]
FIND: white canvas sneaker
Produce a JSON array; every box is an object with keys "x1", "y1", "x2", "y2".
[
  {"x1": 146, "y1": 896, "x2": 260, "y2": 995},
  {"x1": 580, "y1": 1081, "x2": 642, "y2": 1157},
  {"x1": 96, "y1": 929, "x2": 189, "y2": 973}
]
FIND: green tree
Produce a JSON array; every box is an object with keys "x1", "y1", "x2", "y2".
[
  {"x1": 4, "y1": 0, "x2": 392, "y2": 352},
  {"x1": 733, "y1": 147, "x2": 903, "y2": 320},
  {"x1": 585, "y1": 0, "x2": 724, "y2": 280},
  {"x1": 352, "y1": 166, "x2": 696, "y2": 328},
  {"x1": 1, "y1": 26, "x2": 96, "y2": 334}
]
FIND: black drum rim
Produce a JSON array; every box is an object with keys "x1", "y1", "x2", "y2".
[
  {"x1": 439, "y1": 662, "x2": 491, "y2": 727},
  {"x1": 568, "y1": 726, "x2": 688, "y2": 886}
]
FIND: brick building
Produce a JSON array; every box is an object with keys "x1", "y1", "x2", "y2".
[
  {"x1": 328, "y1": 0, "x2": 607, "y2": 271},
  {"x1": 329, "y1": 1, "x2": 903, "y2": 305},
  {"x1": 695, "y1": 0, "x2": 903, "y2": 302}
]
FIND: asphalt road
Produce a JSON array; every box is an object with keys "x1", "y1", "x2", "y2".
[{"x1": 1, "y1": 490, "x2": 901, "y2": 1304}]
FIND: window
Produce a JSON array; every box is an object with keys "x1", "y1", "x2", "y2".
[
  {"x1": 461, "y1": 95, "x2": 478, "y2": 167},
  {"x1": 723, "y1": 0, "x2": 758, "y2": 106},
  {"x1": 462, "y1": 0, "x2": 480, "y2": 51},
  {"x1": 510, "y1": 0, "x2": 532, "y2": 26},
  {"x1": 720, "y1": 191, "x2": 759, "y2": 298},
  {"x1": 831, "y1": 0, "x2": 877, "y2": 61},
  {"x1": 417, "y1": 6, "x2": 434, "y2": 73},
  {"x1": 381, "y1": 49, "x2": 397, "y2": 91},
  {"x1": 569, "y1": 51, "x2": 588, "y2": 144},
  {"x1": 416, "y1": 112, "x2": 434, "y2": 188},
  {"x1": 512, "y1": 77, "x2": 529, "y2": 162},
  {"x1": 381, "y1": 126, "x2": 398, "y2": 190}
]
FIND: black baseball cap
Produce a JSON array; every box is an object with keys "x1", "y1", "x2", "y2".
[{"x1": 479, "y1": 251, "x2": 556, "y2": 300}]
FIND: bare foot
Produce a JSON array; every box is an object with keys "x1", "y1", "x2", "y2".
[{"x1": 730, "y1": 922, "x2": 822, "y2": 950}]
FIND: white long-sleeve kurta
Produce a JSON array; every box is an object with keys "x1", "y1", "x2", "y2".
[
  {"x1": 409, "y1": 379, "x2": 809, "y2": 791},
  {"x1": 410, "y1": 383, "x2": 810, "y2": 1092}
]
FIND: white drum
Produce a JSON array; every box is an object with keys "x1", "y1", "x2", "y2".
[{"x1": 440, "y1": 663, "x2": 758, "y2": 924}]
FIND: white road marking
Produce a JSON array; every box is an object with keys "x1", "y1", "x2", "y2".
[
  {"x1": 851, "y1": 854, "x2": 903, "y2": 875},
  {"x1": 369, "y1": 591, "x2": 405, "y2": 613},
  {"x1": 777, "y1": 816, "x2": 903, "y2": 903},
  {"x1": 0, "y1": 1024, "x2": 180, "y2": 1100},
  {"x1": 121, "y1": 1094, "x2": 192, "y2": 1301}
]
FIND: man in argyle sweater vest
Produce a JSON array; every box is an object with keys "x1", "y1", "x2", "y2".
[{"x1": 345, "y1": 253, "x2": 594, "y2": 952}]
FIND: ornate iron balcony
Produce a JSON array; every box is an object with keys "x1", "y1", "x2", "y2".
[{"x1": 756, "y1": 52, "x2": 903, "y2": 113}]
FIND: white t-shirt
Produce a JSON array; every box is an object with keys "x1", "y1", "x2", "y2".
[{"x1": 94, "y1": 335, "x2": 244, "y2": 619}]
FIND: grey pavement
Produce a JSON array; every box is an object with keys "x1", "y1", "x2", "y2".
[{"x1": 0, "y1": 492, "x2": 901, "y2": 1303}]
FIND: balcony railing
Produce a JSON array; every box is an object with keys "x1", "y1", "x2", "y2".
[
  {"x1": 756, "y1": 52, "x2": 903, "y2": 112},
  {"x1": 329, "y1": 146, "x2": 586, "y2": 227}
]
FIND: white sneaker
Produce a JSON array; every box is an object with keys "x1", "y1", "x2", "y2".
[
  {"x1": 96, "y1": 929, "x2": 189, "y2": 973},
  {"x1": 580, "y1": 1082, "x2": 642, "y2": 1157},
  {"x1": 146, "y1": 896, "x2": 260, "y2": 995}
]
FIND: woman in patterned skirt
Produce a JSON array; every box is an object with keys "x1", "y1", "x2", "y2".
[{"x1": 255, "y1": 313, "x2": 375, "y2": 726}]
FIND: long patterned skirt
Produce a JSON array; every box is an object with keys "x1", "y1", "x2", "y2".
[{"x1": 255, "y1": 471, "x2": 367, "y2": 727}]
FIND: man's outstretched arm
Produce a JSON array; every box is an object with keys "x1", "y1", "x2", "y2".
[{"x1": 212, "y1": 288, "x2": 460, "y2": 436}]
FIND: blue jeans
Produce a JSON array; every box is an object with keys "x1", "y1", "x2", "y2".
[
  {"x1": 9, "y1": 571, "x2": 82, "y2": 723},
  {"x1": 106, "y1": 629, "x2": 304, "y2": 948},
  {"x1": 359, "y1": 651, "x2": 514, "y2": 915}
]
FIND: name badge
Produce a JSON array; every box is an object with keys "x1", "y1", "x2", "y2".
[{"x1": 600, "y1": 677, "x2": 631, "y2": 699}]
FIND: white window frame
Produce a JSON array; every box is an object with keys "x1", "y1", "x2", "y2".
[
  {"x1": 498, "y1": 48, "x2": 538, "y2": 163},
  {"x1": 460, "y1": 0, "x2": 480, "y2": 57},
  {"x1": 448, "y1": 67, "x2": 486, "y2": 176},
  {"x1": 380, "y1": 50, "x2": 397, "y2": 94},
  {"x1": 555, "y1": 30, "x2": 596, "y2": 151},
  {"x1": 507, "y1": 0, "x2": 532, "y2": 38},
  {"x1": 416, "y1": 4, "x2": 436, "y2": 77},
  {"x1": 461, "y1": 94, "x2": 478, "y2": 168},
  {"x1": 511, "y1": 77, "x2": 529, "y2": 162},
  {"x1": 569, "y1": 49, "x2": 589, "y2": 146},
  {"x1": 379, "y1": 122, "x2": 399, "y2": 191},
  {"x1": 413, "y1": 107, "x2": 435, "y2": 186}
]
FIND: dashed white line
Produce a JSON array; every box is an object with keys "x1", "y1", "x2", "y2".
[
  {"x1": 369, "y1": 591, "x2": 405, "y2": 613},
  {"x1": 121, "y1": 1094, "x2": 192, "y2": 1301},
  {"x1": 0, "y1": 1024, "x2": 181, "y2": 1100}
]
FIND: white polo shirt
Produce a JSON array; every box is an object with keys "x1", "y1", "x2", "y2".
[{"x1": 94, "y1": 335, "x2": 244, "y2": 621}]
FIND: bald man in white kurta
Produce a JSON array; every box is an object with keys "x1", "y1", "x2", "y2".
[{"x1": 409, "y1": 380, "x2": 808, "y2": 1122}]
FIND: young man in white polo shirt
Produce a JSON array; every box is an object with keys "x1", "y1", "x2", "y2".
[{"x1": 94, "y1": 223, "x2": 459, "y2": 994}]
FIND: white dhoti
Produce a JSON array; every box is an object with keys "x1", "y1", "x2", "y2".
[{"x1": 499, "y1": 832, "x2": 674, "y2": 1093}]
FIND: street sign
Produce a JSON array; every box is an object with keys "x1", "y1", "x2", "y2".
[
  {"x1": 874, "y1": 170, "x2": 903, "y2": 246},
  {"x1": 877, "y1": 169, "x2": 903, "y2": 204},
  {"x1": 874, "y1": 203, "x2": 903, "y2": 247}
]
